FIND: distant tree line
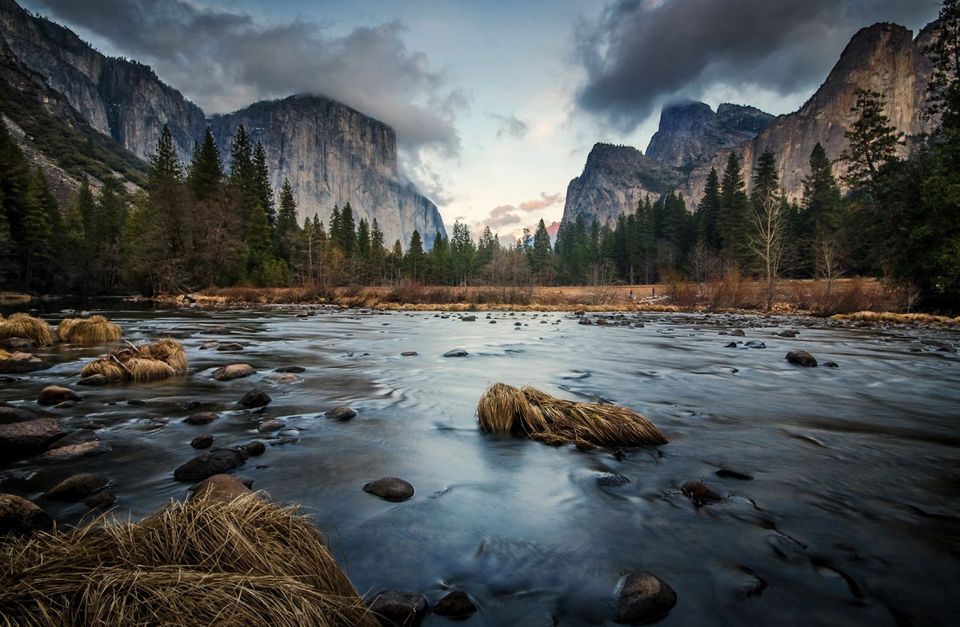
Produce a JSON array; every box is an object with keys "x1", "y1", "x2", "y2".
[{"x1": 1, "y1": 2, "x2": 958, "y2": 308}]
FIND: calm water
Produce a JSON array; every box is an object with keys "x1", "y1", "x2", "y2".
[{"x1": 2, "y1": 307, "x2": 959, "y2": 625}]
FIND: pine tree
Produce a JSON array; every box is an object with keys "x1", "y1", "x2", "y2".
[
  {"x1": 404, "y1": 230, "x2": 424, "y2": 280},
  {"x1": 276, "y1": 179, "x2": 299, "y2": 262},
  {"x1": 531, "y1": 218, "x2": 552, "y2": 284},
  {"x1": 429, "y1": 232, "x2": 451, "y2": 284},
  {"x1": 370, "y1": 219, "x2": 386, "y2": 282},
  {"x1": 245, "y1": 201, "x2": 273, "y2": 283},
  {"x1": 797, "y1": 143, "x2": 843, "y2": 279},
  {"x1": 21, "y1": 169, "x2": 57, "y2": 288},
  {"x1": 839, "y1": 89, "x2": 902, "y2": 192},
  {"x1": 229, "y1": 125, "x2": 256, "y2": 220},
  {"x1": 0, "y1": 117, "x2": 31, "y2": 250},
  {"x1": 450, "y1": 221, "x2": 476, "y2": 285},
  {"x1": 339, "y1": 202, "x2": 357, "y2": 255},
  {"x1": 697, "y1": 168, "x2": 722, "y2": 251},
  {"x1": 356, "y1": 218, "x2": 371, "y2": 259},
  {"x1": 749, "y1": 150, "x2": 785, "y2": 310},
  {"x1": 719, "y1": 152, "x2": 750, "y2": 267},
  {"x1": 187, "y1": 128, "x2": 224, "y2": 202},
  {"x1": 252, "y1": 142, "x2": 275, "y2": 224}
]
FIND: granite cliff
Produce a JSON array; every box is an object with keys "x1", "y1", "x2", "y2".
[
  {"x1": 563, "y1": 21, "x2": 937, "y2": 227},
  {"x1": 0, "y1": 0, "x2": 444, "y2": 245}
]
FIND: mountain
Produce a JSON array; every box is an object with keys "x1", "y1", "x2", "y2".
[
  {"x1": 560, "y1": 143, "x2": 683, "y2": 227},
  {"x1": 0, "y1": 0, "x2": 444, "y2": 245},
  {"x1": 682, "y1": 21, "x2": 936, "y2": 204},
  {"x1": 645, "y1": 101, "x2": 774, "y2": 168},
  {"x1": 563, "y1": 20, "x2": 937, "y2": 227}
]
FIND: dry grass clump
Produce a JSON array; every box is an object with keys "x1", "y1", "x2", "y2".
[
  {"x1": 80, "y1": 338, "x2": 188, "y2": 383},
  {"x1": 0, "y1": 312, "x2": 53, "y2": 346},
  {"x1": 0, "y1": 347, "x2": 11, "y2": 360},
  {"x1": 57, "y1": 315, "x2": 122, "y2": 344},
  {"x1": 477, "y1": 383, "x2": 668, "y2": 449},
  {"x1": 832, "y1": 311, "x2": 959, "y2": 325},
  {"x1": 0, "y1": 494, "x2": 377, "y2": 627}
]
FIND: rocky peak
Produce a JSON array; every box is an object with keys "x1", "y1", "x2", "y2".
[
  {"x1": 645, "y1": 100, "x2": 773, "y2": 168},
  {"x1": 561, "y1": 143, "x2": 681, "y2": 228}
]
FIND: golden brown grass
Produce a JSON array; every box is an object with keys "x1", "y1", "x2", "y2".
[
  {"x1": 0, "y1": 312, "x2": 53, "y2": 346},
  {"x1": 0, "y1": 494, "x2": 377, "y2": 627},
  {"x1": 80, "y1": 338, "x2": 188, "y2": 383},
  {"x1": 57, "y1": 315, "x2": 122, "y2": 345},
  {"x1": 0, "y1": 347, "x2": 11, "y2": 360},
  {"x1": 832, "y1": 311, "x2": 960, "y2": 325},
  {"x1": 477, "y1": 383, "x2": 669, "y2": 449}
]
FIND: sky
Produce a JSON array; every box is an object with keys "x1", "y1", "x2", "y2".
[{"x1": 21, "y1": 0, "x2": 940, "y2": 243}]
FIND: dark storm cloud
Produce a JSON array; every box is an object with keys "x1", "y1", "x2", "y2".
[
  {"x1": 575, "y1": 0, "x2": 939, "y2": 131},
  {"x1": 25, "y1": 0, "x2": 463, "y2": 157}
]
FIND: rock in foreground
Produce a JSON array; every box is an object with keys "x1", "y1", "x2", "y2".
[
  {"x1": 44, "y1": 473, "x2": 109, "y2": 501},
  {"x1": 368, "y1": 590, "x2": 428, "y2": 626},
  {"x1": 0, "y1": 493, "x2": 53, "y2": 537},
  {"x1": 616, "y1": 571, "x2": 677, "y2": 624},
  {"x1": 363, "y1": 477, "x2": 414, "y2": 502},
  {"x1": 173, "y1": 448, "x2": 248, "y2": 482},
  {"x1": 786, "y1": 350, "x2": 818, "y2": 367}
]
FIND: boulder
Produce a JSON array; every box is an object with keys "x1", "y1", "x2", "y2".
[
  {"x1": 615, "y1": 571, "x2": 677, "y2": 624},
  {"x1": 0, "y1": 493, "x2": 53, "y2": 537},
  {"x1": 238, "y1": 389, "x2": 271, "y2": 409},
  {"x1": 241, "y1": 441, "x2": 266, "y2": 456},
  {"x1": 786, "y1": 350, "x2": 818, "y2": 367},
  {"x1": 37, "y1": 385, "x2": 80, "y2": 406},
  {"x1": 0, "y1": 418, "x2": 66, "y2": 461},
  {"x1": 184, "y1": 412, "x2": 220, "y2": 425},
  {"x1": 363, "y1": 477, "x2": 414, "y2": 502},
  {"x1": 368, "y1": 591, "x2": 428, "y2": 627},
  {"x1": 0, "y1": 352, "x2": 49, "y2": 374},
  {"x1": 443, "y1": 349, "x2": 468, "y2": 358},
  {"x1": 0, "y1": 337, "x2": 36, "y2": 351},
  {"x1": 189, "y1": 474, "x2": 253, "y2": 503},
  {"x1": 191, "y1": 434, "x2": 215, "y2": 449},
  {"x1": 44, "y1": 473, "x2": 109, "y2": 501},
  {"x1": 174, "y1": 448, "x2": 248, "y2": 482},
  {"x1": 325, "y1": 406, "x2": 357, "y2": 421},
  {"x1": 212, "y1": 364, "x2": 256, "y2": 381},
  {"x1": 48, "y1": 429, "x2": 98, "y2": 450},
  {"x1": 433, "y1": 590, "x2": 477, "y2": 619},
  {"x1": 257, "y1": 419, "x2": 286, "y2": 433},
  {"x1": 34, "y1": 440, "x2": 111, "y2": 462}
]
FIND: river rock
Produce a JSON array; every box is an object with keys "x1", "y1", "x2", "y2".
[
  {"x1": 48, "y1": 429, "x2": 98, "y2": 449},
  {"x1": 257, "y1": 419, "x2": 285, "y2": 433},
  {"x1": 745, "y1": 340, "x2": 766, "y2": 349},
  {"x1": 0, "y1": 352, "x2": 49, "y2": 374},
  {"x1": 729, "y1": 329, "x2": 746, "y2": 337},
  {"x1": 777, "y1": 330, "x2": 799, "y2": 337},
  {"x1": 34, "y1": 439, "x2": 111, "y2": 461},
  {"x1": 37, "y1": 385, "x2": 80, "y2": 406},
  {"x1": 216, "y1": 343, "x2": 245, "y2": 352},
  {"x1": 189, "y1": 474, "x2": 253, "y2": 503},
  {"x1": 461, "y1": 315, "x2": 476, "y2": 322},
  {"x1": 400, "y1": 351, "x2": 418, "y2": 357},
  {"x1": 200, "y1": 340, "x2": 220, "y2": 350},
  {"x1": 786, "y1": 350, "x2": 818, "y2": 367},
  {"x1": 264, "y1": 373, "x2": 302, "y2": 384},
  {"x1": 185, "y1": 412, "x2": 220, "y2": 425},
  {"x1": 241, "y1": 441, "x2": 266, "y2": 456},
  {"x1": 0, "y1": 405, "x2": 39, "y2": 425},
  {"x1": 0, "y1": 337, "x2": 36, "y2": 351},
  {"x1": 443, "y1": 348, "x2": 468, "y2": 357},
  {"x1": 615, "y1": 571, "x2": 677, "y2": 624},
  {"x1": 682, "y1": 480, "x2": 723, "y2": 506},
  {"x1": 76, "y1": 374, "x2": 108, "y2": 386},
  {"x1": 238, "y1": 389, "x2": 271, "y2": 408},
  {"x1": 824, "y1": 361, "x2": 839, "y2": 368},
  {"x1": 0, "y1": 418, "x2": 66, "y2": 461},
  {"x1": 44, "y1": 473, "x2": 109, "y2": 501},
  {"x1": 368, "y1": 590, "x2": 428, "y2": 627},
  {"x1": 0, "y1": 493, "x2": 53, "y2": 537},
  {"x1": 326, "y1": 406, "x2": 357, "y2": 421},
  {"x1": 724, "y1": 341, "x2": 739, "y2": 348},
  {"x1": 433, "y1": 590, "x2": 477, "y2": 619},
  {"x1": 716, "y1": 468, "x2": 753, "y2": 481},
  {"x1": 363, "y1": 477, "x2": 414, "y2": 502},
  {"x1": 274, "y1": 366, "x2": 306, "y2": 373},
  {"x1": 213, "y1": 364, "x2": 256, "y2": 381},
  {"x1": 174, "y1": 447, "x2": 248, "y2": 482},
  {"x1": 191, "y1": 434, "x2": 214, "y2": 449}
]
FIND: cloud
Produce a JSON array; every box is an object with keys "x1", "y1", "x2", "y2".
[
  {"x1": 477, "y1": 192, "x2": 565, "y2": 232},
  {"x1": 574, "y1": 0, "x2": 939, "y2": 131},
  {"x1": 25, "y1": 0, "x2": 464, "y2": 160},
  {"x1": 491, "y1": 113, "x2": 529, "y2": 140}
]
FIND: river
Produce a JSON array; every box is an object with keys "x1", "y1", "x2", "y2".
[{"x1": 2, "y1": 306, "x2": 959, "y2": 625}]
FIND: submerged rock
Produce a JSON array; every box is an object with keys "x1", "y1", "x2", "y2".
[
  {"x1": 85, "y1": 492, "x2": 118, "y2": 509},
  {"x1": 274, "y1": 365, "x2": 306, "y2": 373},
  {"x1": 368, "y1": 590, "x2": 428, "y2": 627},
  {"x1": 184, "y1": 412, "x2": 219, "y2": 425},
  {"x1": 241, "y1": 441, "x2": 266, "y2": 456},
  {"x1": 0, "y1": 405, "x2": 39, "y2": 425},
  {"x1": 37, "y1": 385, "x2": 80, "y2": 406},
  {"x1": 682, "y1": 480, "x2": 723, "y2": 506},
  {"x1": 0, "y1": 352, "x2": 49, "y2": 374},
  {"x1": 216, "y1": 342, "x2": 245, "y2": 352},
  {"x1": 174, "y1": 448, "x2": 248, "y2": 482},
  {"x1": 443, "y1": 349, "x2": 468, "y2": 358},
  {"x1": 434, "y1": 590, "x2": 477, "y2": 619},
  {"x1": 325, "y1": 406, "x2": 357, "y2": 421},
  {"x1": 44, "y1": 473, "x2": 108, "y2": 501},
  {"x1": 716, "y1": 468, "x2": 753, "y2": 481},
  {"x1": 0, "y1": 493, "x2": 53, "y2": 537},
  {"x1": 34, "y1": 440, "x2": 111, "y2": 461},
  {"x1": 461, "y1": 315, "x2": 476, "y2": 322},
  {"x1": 189, "y1": 473, "x2": 252, "y2": 502},
  {"x1": 363, "y1": 477, "x2": 414, "y2": 502},
  {"x1": 786, "y1": 350, "x2": 818, "y2": 367},
  {"x1": 616, "y1": 571, "x2": 677, "y2": 625},
  {"x1": 191, "y1": 434, "x2": 214, "y2": 449},
  {"x1": 729, "y1": 329, "x2": 746, "y2": 337},
  {"x1": 238, "y1": 389, "x2": 272, "y2": 408},
  {"x1": 76, "y1": 374, "x2": 107, "y2": 386},
  {"x1": 777, "y1": 330, "x2": 799, "y2": 337},
  {"x1": 400, "y1": 351, "x2": 418, "y2": 357},
  {"x1": 212, "y1": 364, "x2": 256, "y2": 381},
  {"x1": 744, "y1": 340, "x2": 766, "y2": 349},
  {"x1": 257, "y1": 419, "x2": 285, "y2": 433}
]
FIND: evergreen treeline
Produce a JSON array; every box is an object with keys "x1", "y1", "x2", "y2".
[{"x1": 1, "y1": 1, "x2": 958, "y2": 307}]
